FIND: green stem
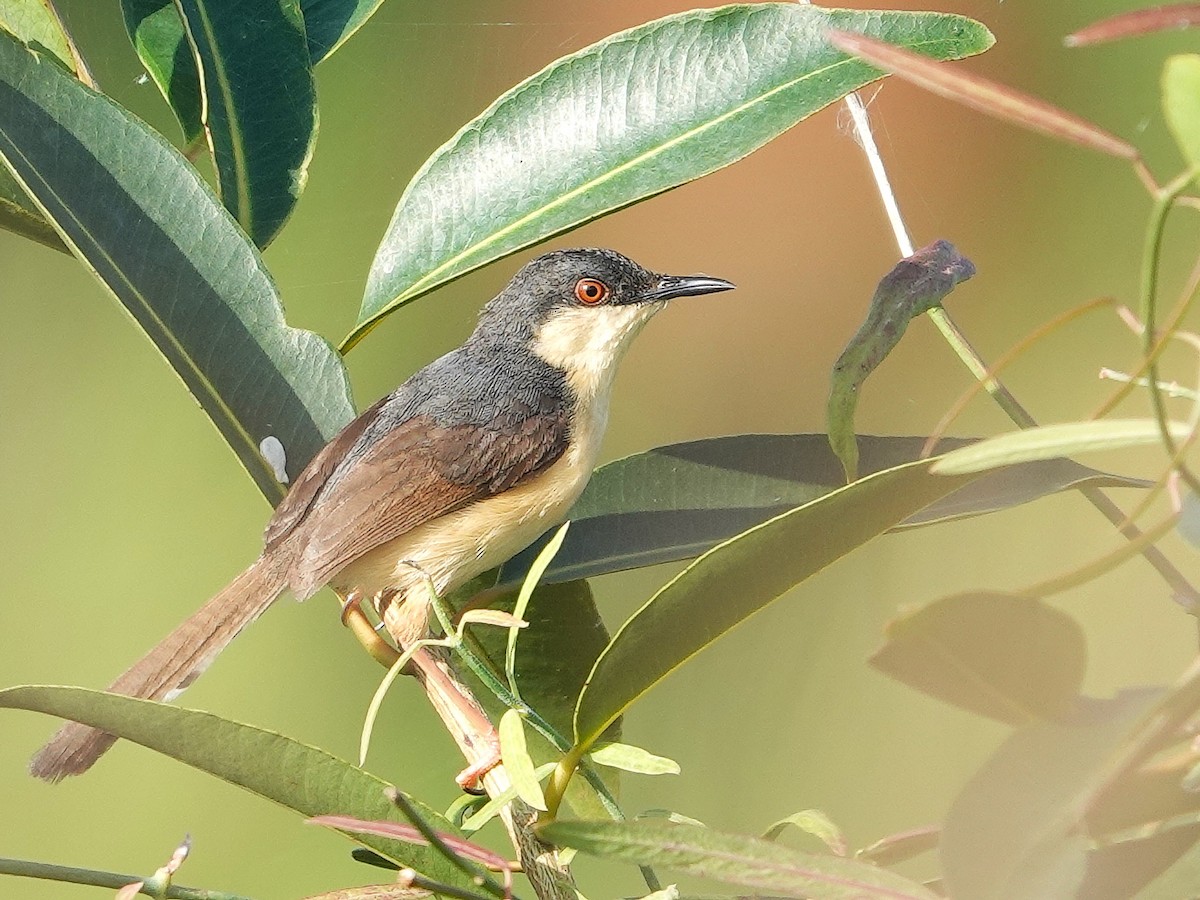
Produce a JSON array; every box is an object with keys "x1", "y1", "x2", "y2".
[
  {"x1": 0, "y1": 857, "x2": 250, "y2": 900},
  {"x1": 1141, "y1": 167, "x2": 1200, "y2": 497},
  {"x1": 429, "y1": 589, "x2": 661, "y2": 891}
]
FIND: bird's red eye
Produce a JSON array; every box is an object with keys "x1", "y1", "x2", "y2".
[{"x1": 574, "y1": 278, "x2": 610, "y2": 305}]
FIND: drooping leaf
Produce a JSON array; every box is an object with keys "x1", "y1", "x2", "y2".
[
  {"x1": 932, "y1": 419, "x2": 1191, "y2": 476},
  {"x1": 121, "y1": 0, "x2": 384, "y2": 148},
  {"x1": 496, "y1": 434, "x2": 1145, "y2": 588},
  {"x1": 0, "y1": 28, "x2": 355, "y2": 500},
  {"x1": 0, "y1": 686, "x2": 476, "y2": 890},
  {"x1": 352, "y1": 5, "x2": 993, "y2": 343},
  {"x1": 536, "y1": 820, "x2": 939, "y2": 900},
  {"x1": 175, "y1": 0, "x2": 317, "y2": 247},
  {"x1": 1164, "y1": 55, "x2": 1200, "y2": 182},
  {"x1": 941, "y1": 689, "x2": 1164, "y2": 900},
  {"x1": 870, "y1": 592, "x2": 1087, "y2": 725},
  {"x1": 828, "y1": 240, "x2": 975, "y2": 480},
  {"x1": 571, "y1": 457, "x2": 981, "y2": 754}
]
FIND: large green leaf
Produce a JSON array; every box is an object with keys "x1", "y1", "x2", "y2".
[
  {"x1": 0, "y1": 2, "x2": 72, "y2": 251},
  {"x1": 495, "y1": 434, "x2": 1146, "y2": 588},
  {"x1": 121, "y1": 0, "x2": 384, "y2": 148},
  {"x1": 0, "y1": 29, "x2": 355, "y2": 500},
  {"x1": 571, "y1": 457, "x2": 980, "y2": 753},
  {"x1": 175, "y1": 0, "x2": 317, "y2": 247},
  {"x1": 353, "y1": 5, "x2": 993, "y2": 341},
  {"x1": 870, "y1": 592, "x2": 1087, "y2": 725},
  {"x1": 940, "y1": 689, "x2": 1164, "y2": 900},
  {"x1": 0, "y1": 686, "x2": 477, "y2": 891},
  {"x1": 537, "y1": 821, "x2": 938, "y2": 899}
]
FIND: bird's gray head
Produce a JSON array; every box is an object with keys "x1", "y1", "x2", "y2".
[{"x1": 472, "y1": 248, "x2": 733, "y2": 398}]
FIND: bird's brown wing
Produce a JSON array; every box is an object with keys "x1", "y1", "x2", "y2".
[
  {"x1": 263, "y1": 394, "x2": 390, "y2": 551},
  {"x1": 282, "y1": 410, "x2": 569, "y2": 598}
]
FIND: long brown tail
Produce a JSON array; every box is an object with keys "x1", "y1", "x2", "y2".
[{"x1": 30, "y1": 554, "x2": 289, "y2": 782}]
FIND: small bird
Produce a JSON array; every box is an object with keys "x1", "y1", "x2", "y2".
[{"x1": 32, "y1": 248, "x2": 734, "y2": 781}]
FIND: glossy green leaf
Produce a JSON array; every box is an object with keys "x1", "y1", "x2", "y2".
[
  {"x1": 941, "y1": 689, "x2": 1163, "y2": 900},
  {"x1": 0, "y1": 29, "x2": 355, "y2": 500},
  {"x1": 536, "y1": 821, "x2": 939, "y2": 900},
  {"x1": 175, "y1": 0, "x2": 317, "y2": 247},
  {"x1": 0, "y1": 686, "x2": 476, "y2": 890},
  {"x1": 1164, "y1": 55, "x2": 1200, "y2": 181},
  {"x1": 0, "y1": 6, "x2": 71, "y2": 251},
  {"x1": 496, "y1": 434, "x2": 1145, "y2": 589},
  {"x1": 498, "y1": 709, "x2": 547, "y2": 811},
  {"x1": 870, "y1": 591, "x2": 1087, "y2": 725},
  {"x1": 120, "y1": 0, "x2": 203, "y2": 145},
  {"x1": 353, "y1": 5, "x2": 993, "y2": 341},
  {"x1": 571, "y1": 457, "x2": 980, "y2": 753},
  {"x1": 828, "y1": 240, "x2": 975, "y2": 480},
  {"x1": 932, "y1": 419, "x2": 1191, "y2": 475},
  {"x1": 121, "y1": 0, "x2": 383, "y2": 150}
]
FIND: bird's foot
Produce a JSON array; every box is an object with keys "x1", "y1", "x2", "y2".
[
  {"x1": 339, "y1": 591, "x2": 402, "y2": 668},
  {"x1": 455, "y1": 739, "x2": 502, "y2": 794}
]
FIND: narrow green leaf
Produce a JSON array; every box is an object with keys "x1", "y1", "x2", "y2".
[
  {"x1": 941, "y1": 689, "x2": 1164, "y2": 900},
  {"x1": 870, "y1": 592, "x2": 1087, "y2": 725},
  {"x1": 353, "y1": 5, "x2": 992, "y2": 341},
  {"x1": 175, "y1": 0, "x2": 317, "y2": 247},
  {"x1": 763, "y1": 811, "x2": 848, "y2": 857},
  {"x1": 0, "y1": 686, "x2": 476, "y2": 890},
  {"x1": 496, "y1": 434, "x2": 1145, "y2": 589},
  {"x1": 589, "y1": 742, "x2": 680, "y2": 776},
  {"x1": 0, "y1": 29, "x2": 354, "y2": 500},
  {"x1": 932, "y1": 419, "x2": 1191, "y2": 475},
  {"x1": 498, "y1": 709, "x2": 547, "y2": 811},
  {"x1": 121, "y1": 0, "x2": 203, "y2": 145},
  {"x1": 121, "y1": 0, "x2": 382, "y2": 149},
  {"x1": 1164, "y1": 54, "x2": 1200, "y2": 181},
  {"x1": 536, "y1": 821, "x2": 939, "y2": 900},
  {"x1": 507, "y1": 521, "x2": 570, "y2": 699},
  {"x1": 828, "y1": 240, "x2": 974, "y2": 480},
  {"x1": 571, "y1": 457, "x2": 980, "y2": 752},
  {"x1": 461, "y1": 762, "x2": 556, "y2": 833}
]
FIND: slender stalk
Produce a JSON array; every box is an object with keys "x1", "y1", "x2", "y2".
[
  {"x1": 0, "y1": 857, "x2": 249, "y2": 900},
  {"x1": 832, "y1": 58, "x2": 1199, "y2": 603}
]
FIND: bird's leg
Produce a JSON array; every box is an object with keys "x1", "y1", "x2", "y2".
[
  {"x1": 338, "y1": 589, "x2": 402, "y2": 668},
  {"x1": 381, "y1": 589, "x2": 502, "y2": 791}
]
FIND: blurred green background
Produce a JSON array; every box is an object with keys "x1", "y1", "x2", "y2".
[{"x1": 2, "y1": 1, "x2": 1199, "y2": 897}]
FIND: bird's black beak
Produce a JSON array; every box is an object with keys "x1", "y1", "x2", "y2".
[{"x1": 639, "y1": 273, "x2": 736, "y2": 303}]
